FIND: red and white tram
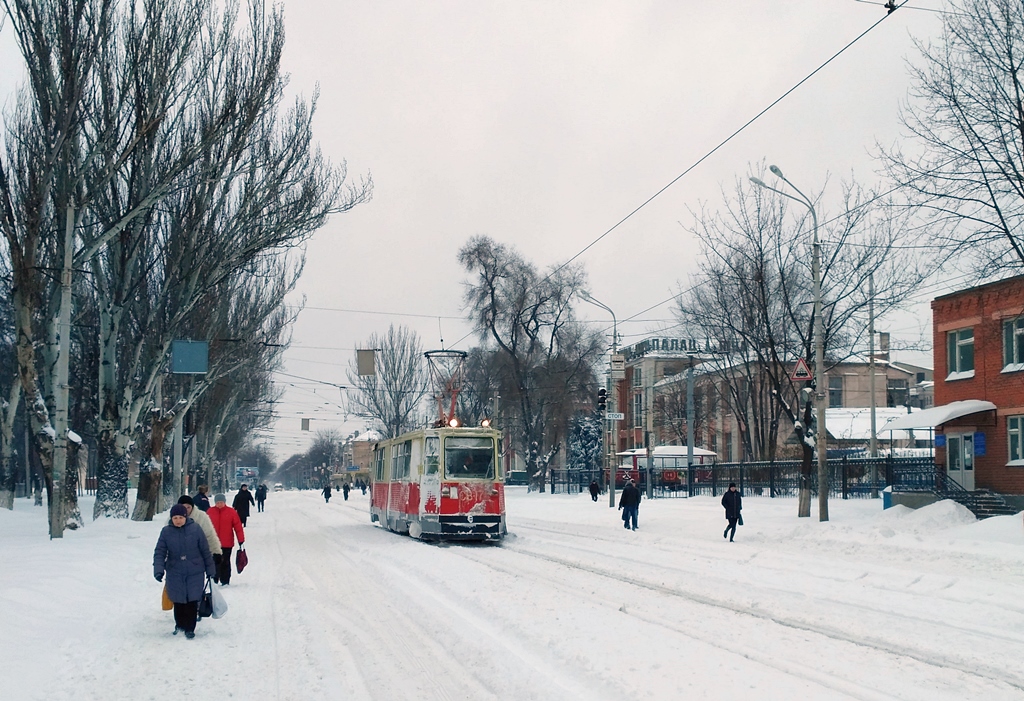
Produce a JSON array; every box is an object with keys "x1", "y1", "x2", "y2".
[{"x1": 370, "y1": 425, "x2": 506, "y2": 541}]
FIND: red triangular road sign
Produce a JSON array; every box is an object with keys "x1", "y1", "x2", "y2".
[{"x1": 790, "y1": 358, "x2": 812, "y2": 381}]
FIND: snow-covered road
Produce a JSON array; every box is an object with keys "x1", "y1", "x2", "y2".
[{"x1": 3, "y1": 489, "x2": 1023, "y2": 700}]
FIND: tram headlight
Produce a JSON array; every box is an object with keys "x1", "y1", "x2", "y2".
[
  {"x1": 448, "y1": 418, "x2": 460, "y2": 427},
  {"x1": 480, "y1": 418, "x2": 491, "y2": 427}
]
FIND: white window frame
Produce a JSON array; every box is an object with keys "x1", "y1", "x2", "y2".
[
  {"x1": 1008, "y1": 416, "x2": 1024, "y2": 465},
  {"x1": 946, "y1": 328, "x2": 974, "y2": 380},
  {"x1": 1003, "y1": 317, "x2": 1024, "y2": 372}
]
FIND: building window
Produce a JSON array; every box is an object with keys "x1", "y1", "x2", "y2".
[
  {"x1": 1009, "y1": 416, "x2": 1024, "y2": 463},
  {"x1": 946, "y1": 328, "x2": 974, "y2": 377},
  {"x1": 887, "y1": 378, "x2": 909, "y2": 408},
  {"x1": 828, "y1": 376, "x2": 843, "y2": 408},
  {"x1": 633, "y1": 392, "x2": 644, "y2": 428},
  {"x1": 1004, "y1": 318, "x2": 1024, "y2": 370},
  {"x1": 632, "y1": 367, "x2": 643, "y2": 388}
]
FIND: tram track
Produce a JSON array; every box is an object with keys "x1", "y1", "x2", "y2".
[
  {"x1": 506, "y1": 522, "x2": 1024, "y2": 646},
  {"x1": 336, "y1": 495, "x2": 1024, "y2": 696},
  {"x1": 469, "y1": 539, "x2": 1024, "y2": 696}
]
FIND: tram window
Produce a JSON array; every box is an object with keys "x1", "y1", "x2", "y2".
[
  {"x1": 392, "y1": 441, "x2": 411, "y2": 479},
  {"x1": 425, "y1": 437, "x2": 440, "y2": 474},
  {"x1": 374, "y1": 448, "x2": 386, "y2": 481},
  {"x1": 444, "y1": 437, "x2": 495, "y2": 479}
]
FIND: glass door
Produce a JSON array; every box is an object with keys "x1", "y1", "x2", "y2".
[{"x1": 946, "y1": 433, "x2": 975, "y2": 491}]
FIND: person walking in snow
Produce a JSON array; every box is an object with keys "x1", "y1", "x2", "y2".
[
  {"x1": 193, "y1": 484, "x2": 211, "y2": 512},
  {"x1": 255, "y1": 483, "x2": 268, "y2": 512},
  {"x1": 154, "y1": 504, "x2": 216, "y2": 639},
  {"x1": 174, "y1": 495, "x2": 221, "y2": 560},
  {"x1": 232, "y1": 484, "x2": 255, "y2": 526},
  {"x1": 342, "y1": 483, "x2": 350, "y2": 501},
  {"x1": 360, "y1": 481, "x2": 367, "y2": 495},
  {"x1": 589, "y1": 480, "x2": 600, "y2": 501},
  {"x1": 722, "y1": 482, "x2": 742, "y2": 542},
  {"x1": 208, "y1": 494, "x2": 245, "y2": 585},
  {"x1": 618, "y1": 479, "x2": 641, "y2": 530},
  {"x1": 322, "y1": 484, "x2": 332, "y2": 503}
]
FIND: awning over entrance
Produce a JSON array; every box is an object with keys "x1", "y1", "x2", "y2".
[{"x1": 878, "y1": 400, "x2": 996, "y2": 432}]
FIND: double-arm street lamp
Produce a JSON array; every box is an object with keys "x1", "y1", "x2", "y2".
[
  {"x1": 750, "y1": 165, "x2": 829, "y2": 522},
  {"x1": 579, "y1": 291, "x2": 619, "y2": 509}
]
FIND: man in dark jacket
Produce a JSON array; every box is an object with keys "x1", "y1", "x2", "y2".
[
  {"x1": 193, "y1": 484, "x2": 211, "y2": 512},
  {"x1": 322, "y1": 484, "x2": 332, "y2": 503},
  {"x1": 232, "y1": 484, "x2": 255, "y2": 525},
  {"x1": 618, "y1": 479, "x2": 641, "y2": 530},
  {"x1": 154, "y1": 504, "x2": 216, "y2": 638},
  {"x1": 589, "y1": 481, "x2": 600, "y2": 502},
  {"x1": 722, "y1": 482, "x2": 742, "y2": 542},
  {"x1": 254, "y1": 484, "x2": 267, "y2": 512}
]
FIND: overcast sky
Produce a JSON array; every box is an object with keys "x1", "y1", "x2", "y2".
[{"x1": 0, "y1": 1, "x2": 948, "y2": 460}]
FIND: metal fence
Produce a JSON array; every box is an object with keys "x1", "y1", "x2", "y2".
[{"x1": 548, "y1": 456, "x2": 939, "y2": 499}]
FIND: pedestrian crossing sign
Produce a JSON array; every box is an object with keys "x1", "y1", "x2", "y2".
[{"x1": 790, "y1": 358, "x2": 812, "y2": 381}]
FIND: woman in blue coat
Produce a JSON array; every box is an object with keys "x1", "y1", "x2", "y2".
[{"x1": 154, "y1": 504, "x2": 216, "y2": 638}]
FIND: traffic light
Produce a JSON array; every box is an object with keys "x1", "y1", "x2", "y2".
[{"x1": 597, "y1": 388, "x2": 607, "y2": 412}]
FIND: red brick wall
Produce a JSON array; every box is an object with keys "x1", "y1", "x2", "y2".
[{"x1": 932, "y1": 276, "x2": 1024, "y2": 493}]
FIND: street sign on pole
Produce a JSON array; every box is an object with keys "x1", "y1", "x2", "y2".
[
  {"x1": 606, "y1": 412, "x2": 625, "y2": 420},
  {"x1": 790, "y1": 358, "x2": 812, "y2": 382},
  {"x1": 610, "y1": 354, "x2": 625, "y2": 380}
]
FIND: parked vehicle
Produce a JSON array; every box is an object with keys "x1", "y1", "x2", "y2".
[{"x1": 273, "y1": 483, "x2": 283, "y2": 492}]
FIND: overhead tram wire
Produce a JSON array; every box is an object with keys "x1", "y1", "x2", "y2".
[
  {"x1": 542, "y1": 4, "x2": 910, "y2": 283},
  {"x1": 435, "y1": 5, "x2": 911, "y2": 352}
]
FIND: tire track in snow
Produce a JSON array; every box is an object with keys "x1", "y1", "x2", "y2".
[
  {"x1": 511, "y1": 522, "x2": 1024, "y2": 647},
  {"x1": 481, "y1": 540, "x2": 1024, "y2": 696}
]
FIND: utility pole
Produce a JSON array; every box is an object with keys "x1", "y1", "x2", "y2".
[
  {"x1": 686, "y1": 361, "x2": 695, "y2": 496},
  {"x1": 868, "y1": 274, "x2": 878, "y2": 497}
]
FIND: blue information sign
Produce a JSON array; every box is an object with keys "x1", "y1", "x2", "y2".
[
  {"x1": 171, "y1": 340, "x2": 209, "y2": 374},
  {"x1": 934, "y1": 434, "x2": 946, "y2": 448},
  {"x1": 974, "y1": 432, "x2": 986, "y2": 456}
]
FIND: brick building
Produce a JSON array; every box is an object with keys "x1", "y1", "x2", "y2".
[{"x1": 921, "y1": 275, "x2": 1024, "y2": 495}]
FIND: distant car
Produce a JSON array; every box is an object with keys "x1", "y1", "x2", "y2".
[{"x1": 273, "y1": 483, "x2": 283, "y2": 492}]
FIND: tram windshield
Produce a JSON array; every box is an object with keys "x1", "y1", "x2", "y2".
[{"x1": 444, "y1": 437, "x2": 495, "y2": 479}]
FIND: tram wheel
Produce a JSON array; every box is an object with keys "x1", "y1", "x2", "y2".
[{"x1": 408, "y1": 521, "x2": 423, "y2": 539}]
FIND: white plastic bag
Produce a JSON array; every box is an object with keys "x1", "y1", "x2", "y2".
[{"x1": 210, "y1": 583, "x2": 229, "y2": 619}]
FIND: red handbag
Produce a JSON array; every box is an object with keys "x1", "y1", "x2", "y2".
[{"x1": 236, "y1": 545, "x2": 248, "y2": 574}]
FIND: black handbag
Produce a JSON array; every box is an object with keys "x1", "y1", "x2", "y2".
[
  {"x1": 738, "y1": 514, "x2": 744, "y2": 526},
  {"x1": 197, "y1": 579, "x2": 214, "y2": 619}
]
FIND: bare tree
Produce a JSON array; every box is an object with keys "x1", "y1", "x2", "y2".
[
  {"x1": 883, "y1": 0, "x2": 1024, "y2": 275},
  {"x1": 347, "y1": 325, "x2": 428, "y2": 439},
  {"x1": 678, "y1": 166, "x2": 926, "y2": 516},
  {"x1": 459, "y1": 236, "x2": 602, "y2": 490}
]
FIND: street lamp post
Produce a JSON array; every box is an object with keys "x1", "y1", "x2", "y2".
[
  {"x1": 750, "y1": 166, "x2": 828, "y2": 522},
  {"x1": 579, "y1": 291, "x2": 618, "y2": 509}
]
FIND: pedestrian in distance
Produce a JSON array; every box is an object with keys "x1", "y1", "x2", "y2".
[
  {"x1": 322, "y1": 484, "x2": 332, "y2": 503},
  {"x1": 342, "y1": 483, "x2": 350, "y2": 501},
  {"x1": 174, "y1": 495, "x2": 221, "y2": 560},
  {"x1": 154, "y1": 504, "x2": 216, "y2": 639},
  {"x1": 589, "y1": 480, "x2": 600, "y2": 502},
  {"x1": 618, "y1": 479, "x2": 641, "y2": 530},
  {"x1": 208, "y1": 494, "x2": 245, "y2": 585},
  {"x1": 360, "y1": 481, "x2": 367, "y2": 495},
  {"x1": 193, "y1": 484, "x2": 211, "y2": 512},
  {"x1": 255, "y1": 483, "x2": 268, "y2": 513},
  {"x1": 722, "y1": 482, "x2": 742, "y2": 542},
  {"x1": 232, "y1": 484, "x2": 255, "y2": 526}
]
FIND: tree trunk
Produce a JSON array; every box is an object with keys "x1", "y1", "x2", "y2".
[
  {"x1": 61, "y1": 441, "x2": 84, "y2": 529},
  {"x1": 132, "y1": 414, "x2": 172, "y2": 521},
  {"x1": 94, "y1": 430, "x2": 130, "y2": 518},
  {"x1": 798, "y1": 445, "x2": 813, "y2": 518},
  {"x1": 0, "y1": 377, "x2": 21, "y2": 509}
]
